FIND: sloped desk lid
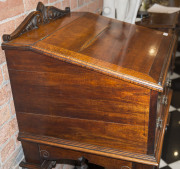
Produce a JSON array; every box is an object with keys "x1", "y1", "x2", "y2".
[{"x1": 1, "y1": 3, "x2": 176, "y2": 92}]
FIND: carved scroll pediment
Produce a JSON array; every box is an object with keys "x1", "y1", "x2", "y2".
[
  {"x1": 37, "y1": 2, "x2": 70, "y2": 24},
  {"x1": 2, "y1": 2, "x2": 70, "y2": 42}
]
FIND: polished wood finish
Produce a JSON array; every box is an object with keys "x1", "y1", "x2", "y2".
[
  {"x1": 18, "y1": 132, "x2": 158, "y2": 166},
  {"x1": 136, "y1": 1, "x2": 179, "y2": 74},
  {"x1": 6, "y1": 50, "x2": 150, "y2": 126},
  {"x1": 1, "y1": 2, "x2": 174, "y2": 169},
  {"x1": 2, "y1": 12, "x2": 176, "y2": 91},
  {"x1": 147, "y1": 90, "x2": 158, "y2": 155}
]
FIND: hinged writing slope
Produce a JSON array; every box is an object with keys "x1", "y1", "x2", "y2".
[{"x1": 2, "y1": 11, "x2": 175, "y2": 92}]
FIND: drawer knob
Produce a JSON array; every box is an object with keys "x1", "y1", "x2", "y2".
[
  {"x1": 156, "y1": 117, "x2": 163, "y2": 129},
  {"x1": 162, "y1": 95, "x2": 168, "y2": 105},
  {"x1": 166, "y1": 80, "x2": 172, "y2": 87}
]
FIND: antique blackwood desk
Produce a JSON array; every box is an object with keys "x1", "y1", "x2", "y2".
[{"x1": 1, "y1": 2, "x2": 176, "y2": 169}]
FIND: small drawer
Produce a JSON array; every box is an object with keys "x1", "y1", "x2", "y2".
[{"x1": 39, "y1": 144, "x2": 133, "y2": 169}]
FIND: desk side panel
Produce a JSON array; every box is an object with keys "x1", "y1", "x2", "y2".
[{"x1": 6, "y1": 50, "x2": 150, "y2": 154}]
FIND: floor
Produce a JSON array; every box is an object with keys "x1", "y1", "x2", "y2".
[{"x1": 53, "y1": 54, "x2": 180, "y2": 169}]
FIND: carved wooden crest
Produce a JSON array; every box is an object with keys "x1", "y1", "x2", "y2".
[{"x1": 2, "y1": 2, "x2": 70, "y2": 42}]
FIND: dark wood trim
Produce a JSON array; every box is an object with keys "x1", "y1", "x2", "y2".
[
  {"x1": 19, "y1": 160, "x2": 56, "y2": 169},
  {"x1": 21, "y1": 141, "x2": 42, "y2": 164},
  {"x1": 147, "y1": 90, "x2": 159, "y2": 155},
  {"x1": 18, "y1": 132, "x2": 158, "y2": 166},
  {"x1": 2, "y1": 2, "x2": 70, "y2": 42},
  {"x1": 158, "y1": 34, "x2": 177, "y2": 87},
  {"x1": 155, "y1": 90, "x2": 173, "y2": 164},
  {"x1": 133, "y1": 163, "x2": 157, "y2": 169},
  {"x1": 149, "y1": 34, "x2": 176, "y2": 85}
]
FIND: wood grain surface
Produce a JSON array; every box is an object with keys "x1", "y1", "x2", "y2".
[
  {"x1": 2, "y1": 4, "x2": 175, "y2": 168},
  {"x1": 3, "y1": 12, "x2": 175, "y2": 91}
]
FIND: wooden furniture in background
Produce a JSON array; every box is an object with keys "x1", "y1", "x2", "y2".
[
  {"x1": 1, "y1": 2, "x2": 175, "y2": 169},
  {"x1": 136, "y1": 12, "x2": 179, "y2": 33}
]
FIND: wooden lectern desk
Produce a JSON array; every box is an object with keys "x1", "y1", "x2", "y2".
[{"x1": 1, "y1": 2, "x2": 176, "y2": 169}]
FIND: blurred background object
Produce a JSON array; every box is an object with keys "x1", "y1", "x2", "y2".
[
  {"x1": 141, "y1": 0, "x2": 169, "y2": 10},
  {"x1": 103, "y1": 0, "x2": 142, "y2": 24}
]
